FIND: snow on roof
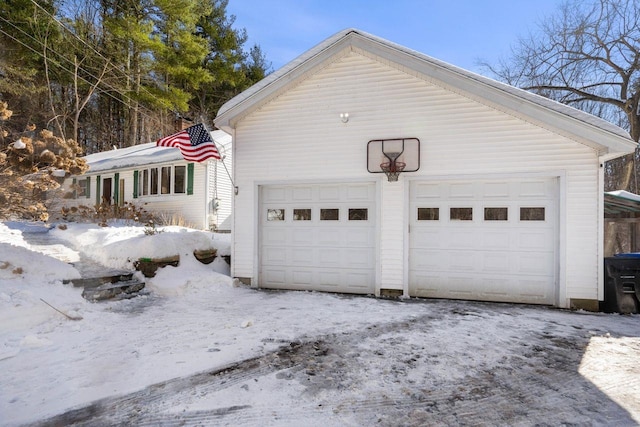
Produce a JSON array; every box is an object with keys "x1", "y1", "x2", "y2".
[
  {"x1": 83, "y1": 130, "x2": 231, "y2": 173},
  {"x1": 216, "y1": 28, "x2": 634, "y2": 153}
]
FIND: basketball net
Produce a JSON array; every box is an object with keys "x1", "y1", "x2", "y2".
[{"x1": 380, "y1": 160, "x2": 406, "y2": 182}]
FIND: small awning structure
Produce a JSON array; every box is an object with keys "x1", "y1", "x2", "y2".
[
  {"x1": 604, "y1": 190, "x2": 640, "y2": 256},
  {"x1": 605, "y1": 190, "x2": 640, "y2": 216}
]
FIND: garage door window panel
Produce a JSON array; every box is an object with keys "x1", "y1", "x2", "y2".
[
  {"x1": 520, "y1": 207, "x2": 545, "y2": 221},
  {"x1": 293, "y1": 209, "x2": 311, "y2": 221},
  {"x1": 349, "y1": 208, "x2": 368, "y2": 221},
  {"x1": 418, "y1": 207, "x2": 439, "y2": 221},
  {"x1": 484, "y1": 207, "x2": 508, "y2": 221},
  {"x1": 320, "y1": 208, "x2": 340, "y2": 221},
  {"x1": 267, "y1": 209, "x2": 285, "y2": 221},
  {"x1": 450, "y1": 207, "x2": 473, "y2": 221}
]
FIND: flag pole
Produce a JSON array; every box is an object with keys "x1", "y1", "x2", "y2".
[{"x1": 201, "y1": 120, "x2": 238, "y2": 195}]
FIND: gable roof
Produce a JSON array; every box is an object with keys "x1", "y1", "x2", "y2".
[
  {"x1": 215, "y1": 28, "x2": 636, "y2": 156},
  {"x1": 83, "y1": 130, "x2": 231, "y2": 173}
]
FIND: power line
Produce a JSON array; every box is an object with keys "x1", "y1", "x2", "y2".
[
  {"x1": 0, "y1": 16, "x2": 160, "y2": 132},
  {"x1": 0, "y1": 16, "x2": 124, "y2": 101},
  {"x1": 27, "y1": 0, "x2": 160, "y2": 104}
]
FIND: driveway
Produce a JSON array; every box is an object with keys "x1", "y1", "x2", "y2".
[{"x1": 26, "y1": 297, "x2": 640, "y2": 427}]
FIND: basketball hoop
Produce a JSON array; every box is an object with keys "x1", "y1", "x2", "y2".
[{"x1": 380, "y1": 160, "x2": 406, "y2": 182}]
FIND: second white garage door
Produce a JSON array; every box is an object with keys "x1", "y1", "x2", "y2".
[
  {"x1": 409, "y1": 178, "x2": 558, "y2": 305},
  {"x1": 259, "y1": 183, "x2": 376, "y2": 294}
]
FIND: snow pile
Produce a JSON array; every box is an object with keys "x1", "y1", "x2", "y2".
[
  {"x1": 0, "y1": 221, "x2": 232, "y2": 362},
  {"x1": 49, "y1": 222, "x2": 232, "y2": 295},
  {"x1": 0, "y1": 225, "x2": 84, "y2": 360},
  {"x1": 0, "y1": 223, "x2": 80, "y2": 284}
]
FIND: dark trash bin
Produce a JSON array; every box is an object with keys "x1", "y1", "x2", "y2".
[{"x1": 602, "y1": 255, "x2": 640, "y2": 314}]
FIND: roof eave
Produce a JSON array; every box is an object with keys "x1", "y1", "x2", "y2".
[{"x1": 215, "y1": 29, "x2": 636, "y2": 155}]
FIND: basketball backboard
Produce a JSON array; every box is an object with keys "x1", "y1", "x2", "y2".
[{"x1": 367, "y1": 138, "x2": 420, "y2": 174}]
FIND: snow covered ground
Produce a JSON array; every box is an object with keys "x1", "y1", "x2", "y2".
[{"x1": 1, "y1": 221, "x2": 639, "y2": 426}]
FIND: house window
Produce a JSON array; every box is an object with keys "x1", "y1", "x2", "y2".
[
  {"x1": 520, "y1": 207, "x2": 545, "y2": 221},
  {"x1": 349, "y1": 208, "x2": 368, "y2": 221},
  {"x1": 150, "y1": 168, "x2": 159, "y2": 195},
  {"x1": 293, "y1": 209, "x2": 311, "y2": 220},
  {"x1": 174, "y1": 166, "x2": 186, "y2": 194},
  {"x1": 267, "y1": 209, "x2": 285, "y2": 221},
  {"x1": 161, "y1": 166, "x2": 171, "y2": 194},
  {"x1": 320, "y1": 208, "x2": 339, "y2": 220},
  {"x1": 141, "y1": 170, "x2": 149, "y2": 196},
  {"x1": 417, "y1": 208, "x2": 439, "y2": 220},
  {"x1": 450, "y1": 207, "x2": 472, "y2": 221},
  {"x1": 137, "y1": 164, "x2": 191, "y2": 197},
  {"x1": 484, "y1": 207, "x2": 508, "y2": 221},
  {"x1": 76, "y1": 178, "x2": 88, "y2": 198}
]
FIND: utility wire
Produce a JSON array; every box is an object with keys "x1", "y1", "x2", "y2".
[
  {"x1": 0, "y1": 17, "x2": 158, "y2": 123},
  {"x1": 0, "y1": 19, "x2": 164, "y2": 138},
  {"x1": 27, "y1": 0, "x2": 160, "y2": 104}
]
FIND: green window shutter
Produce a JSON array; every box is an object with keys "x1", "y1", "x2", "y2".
[
  {"x1": 133, "y1": 170, "x2": 138, "y2": 199},
  {"x1": 114, "y1": 173, "x2": 120, "y2": 203},
  {"x1": 187, "y1": 163, "x2": 194, "y2": 195},
  {"x1": 96, "y1": 175, "x2": 101, "y2": 205},
  {"x1": 72, "y1": 178, "x2": 77, "y2": 198},
  {"x1": 86, "y1": 177, "x2": 91, "y2": 198}
]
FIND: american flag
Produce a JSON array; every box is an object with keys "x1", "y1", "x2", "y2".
[{"x1": 156, "y1": 123, "x2": 221, "y2": 162}]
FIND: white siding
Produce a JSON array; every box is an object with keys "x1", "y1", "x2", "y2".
[
  {"x1": 213, "y1": 140, "x2": 233, "y2": 231},
  {"x1": 380, "y1": 179, "x2": 405, "y2": 290},
  {"x1": 232, "y1": 51, "x2": 600, "y2": 305}
]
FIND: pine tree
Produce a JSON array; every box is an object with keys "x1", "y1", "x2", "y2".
[{"x1": 190, "y1": 0, "x2": 271, "y2": 122}]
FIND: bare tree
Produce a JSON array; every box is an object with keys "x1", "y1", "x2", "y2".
[
  {"x1": 483, "y1": 0, "x2": 640, "y2": 190},
  {"x1": 485, "y1": 0, "x2": 640, "y2": 138}
]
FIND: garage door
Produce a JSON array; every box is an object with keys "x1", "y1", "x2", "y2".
[
  {"x1": 260, "y1": 183, "x2": 376, "y2": 294},
  {"x1": 409, "y1": 178, "x2": 558, "y2": 304}
]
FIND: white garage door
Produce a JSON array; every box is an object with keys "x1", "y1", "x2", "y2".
[
  {"x1": 409, "y1": 178, "x2": 558, "y2": 305},
  {"x1": 260, "y1": 183, "x2": 376, "y2": 294}
]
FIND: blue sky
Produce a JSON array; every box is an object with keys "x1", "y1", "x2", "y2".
[{"x1": 226, "y1": 0, "x2": 565, "y2": 74}]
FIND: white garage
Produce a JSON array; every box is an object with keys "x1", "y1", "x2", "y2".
[
  {"x1": 409, "y1": 178, "x2": 558, "y2": 304},
  {"x1": 259, "y1": 182, "x2": 377, "y2": 294},
  {"x1": 215, "y1": 29, "x2": 637, "y2": 309}
]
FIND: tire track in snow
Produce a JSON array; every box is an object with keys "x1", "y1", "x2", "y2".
[
  {"x1": 28, "y1": 315, "x2": 441, "y2": 426},
  {"x1": 27, "y1": 305, "x2": 639, "y2": 426}
]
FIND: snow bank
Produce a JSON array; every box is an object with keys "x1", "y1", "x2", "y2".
[
  {"x1": 0, "y1": 221, "x2": 232, "y2": 365},
  {"x1": 146, "y1": 256, "x2": 233, "y2": 296},
  {"x1": 51, "y1": 223, "x2": 231, "y2": 270},
  {"x1": 0, "y1": 222, "x2": 80, "y2": 284},
  {"x1": 0, "y1": 243, "x2": 80, "y2": 283}
]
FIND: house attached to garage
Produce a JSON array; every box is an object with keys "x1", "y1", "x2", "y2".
[
  {"x1": 214, "y1": 29, "x2": 636, "y2": 309},
  {"x1": 58, "y1": 130, "x2": 233, "y2": 231}
]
